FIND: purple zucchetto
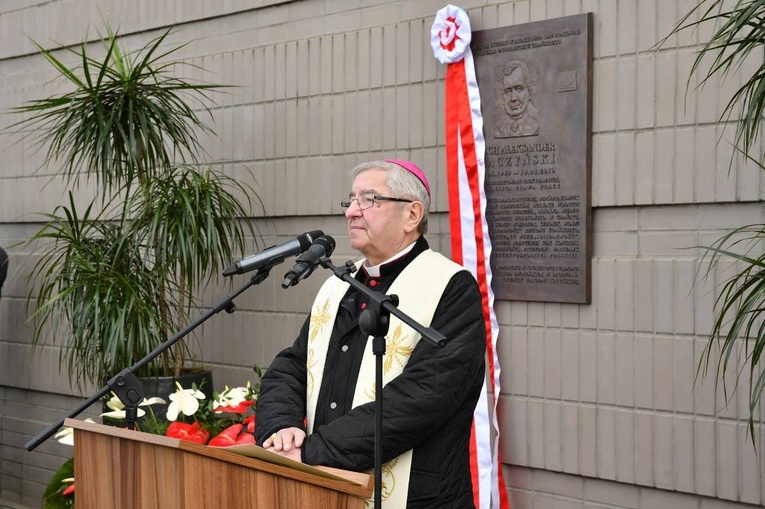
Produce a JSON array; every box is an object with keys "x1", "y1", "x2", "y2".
[{"x1": 384, "y1": 159, "x2": 431, "y2": 198}]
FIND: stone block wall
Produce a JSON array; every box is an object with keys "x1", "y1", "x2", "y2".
[{"x1": 0, "y1": 1, "x2": 763, "y2": 507}]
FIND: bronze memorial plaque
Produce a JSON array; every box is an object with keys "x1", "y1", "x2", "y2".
[{"x1": 472, "y1": 13, "x2": 593, "y2": 303}]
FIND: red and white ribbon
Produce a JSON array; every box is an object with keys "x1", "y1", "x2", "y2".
[{"x1": 432, "y1": 5, "x2": 510, "y2": 509}]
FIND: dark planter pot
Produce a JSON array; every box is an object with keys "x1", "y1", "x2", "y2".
[{"x1": 103, "y1": 369, "x2": 214, "y2": 427}]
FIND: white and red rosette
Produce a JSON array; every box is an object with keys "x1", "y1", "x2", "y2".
[{"x1": 431, "y1": 4, "x2": 472, "y2": 64}]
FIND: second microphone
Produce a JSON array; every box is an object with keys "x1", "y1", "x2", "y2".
[{"x1": 282, "y1": 235, "x2": 336, "y2": 288}]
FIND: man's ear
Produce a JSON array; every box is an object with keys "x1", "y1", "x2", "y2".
[{"x1": 404, "y1": 201, "x2": 425, "y2": 234}]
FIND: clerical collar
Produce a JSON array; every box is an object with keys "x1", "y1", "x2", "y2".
[{"x1": 362, "y1": 241, "x2": 417, "y2": 278}]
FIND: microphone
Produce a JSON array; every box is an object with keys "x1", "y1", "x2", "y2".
[
  {"x1": 281, "y1": 235, "x2": 336, "y2": 288},
  {"x1": 222, "y1": 230, "x2": 324, "y2": 276}
]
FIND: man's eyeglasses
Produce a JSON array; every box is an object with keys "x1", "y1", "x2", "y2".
[{"x1": 340, "y1": 194, "x2": 413, "y2": 211}]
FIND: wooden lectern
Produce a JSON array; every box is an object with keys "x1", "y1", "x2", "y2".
[{"x1": 65, "y1": 418, "x2": 373, "y2": 508}]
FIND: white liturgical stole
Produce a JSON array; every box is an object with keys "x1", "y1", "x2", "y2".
[{"x1": 306, "y1": 249, "x2": 462, "y2": 508}]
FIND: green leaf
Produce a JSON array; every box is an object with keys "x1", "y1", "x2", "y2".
[{"x1": 43, "y1": 457, "x2": 75, "y2": 509}]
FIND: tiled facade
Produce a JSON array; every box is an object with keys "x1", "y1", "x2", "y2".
[{"x1": 1, "y1": 0, "x2": 764, "y2": 507}]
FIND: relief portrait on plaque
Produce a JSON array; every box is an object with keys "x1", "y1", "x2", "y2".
[{"x1": 494, "y1": 60, "x2": 540, "y2": 138}]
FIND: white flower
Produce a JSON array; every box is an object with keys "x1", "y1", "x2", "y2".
[
  {"x1": 213, "y1": 385, "x2": 250, "y2": 410},
  {"x1": 54, "y1": 418, "x2": 96, "y2": 446},
  {"x1": 166, "y1": 382, "x2": 206, "y2": 421},
  {"x1": 100, "y1": 393, "x2": 167, "y2": 420}
]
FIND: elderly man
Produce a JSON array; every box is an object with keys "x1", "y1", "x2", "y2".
[
  {"x1": 255, "y1": 159, "x2": 486, "y2": 508},
  {"x1": 495, "y1": 60, "x2": 540, "y2": 138}
]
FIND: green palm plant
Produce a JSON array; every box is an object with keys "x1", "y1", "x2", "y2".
[
  {"x1": 666, "y1": 0, "x2": 765, "y2": 433},
  {"x1": 15, "y1": 26, "x2": 259, "y2": 387}
]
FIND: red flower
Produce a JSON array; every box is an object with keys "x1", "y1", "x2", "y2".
[
  {"x1": 213, "y1": 400, "x2": 254, "y2": 414},
  {"x1": 236, "y1": 433, "x2": 255, "y2": 445},
  {"x1": 166, "y1": 421, "x2": 210, "y2": 444},
  {"x1": 62, "y1": 483, "x2": 75, "y2": 496},
  {"x1": 209, "y1": 423, "x2": 255, "y2": 447},
  {"x1": 243, "y1": 414, "x2": 255, "y2": 434}
]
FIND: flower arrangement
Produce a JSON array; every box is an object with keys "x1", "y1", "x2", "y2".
[{"x1": 44, "y1": 370, "x2": 260, "y2": 508}]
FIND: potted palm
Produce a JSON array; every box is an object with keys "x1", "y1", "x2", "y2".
[
  {"x1": 15, "y1": 26, "x2": 259, "y2": 394},
  {"x1": 666, "y1": 0, "x2": 765, "y2": 436}
]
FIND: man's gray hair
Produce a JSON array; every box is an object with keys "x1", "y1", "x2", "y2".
[
  {"x1": 350, "y1": 160, "x2": 430, "y2": 235},
  {"x1": 500, "y1": 59, "x2": 535, "y2": 96}
]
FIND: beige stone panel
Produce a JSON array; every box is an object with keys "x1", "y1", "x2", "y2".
[
  {"x1": 716, "y1": 420, "x2": 738, "y2": 501},
  {"x1": 634, "y1": 54, "x2": 656, "y2": 131},
  {"x1": 597, "y1": 405, "x2": 617, "y2": 480},
  {"x1": 505, "y1": 462, "x2": 532, "y2": 491},
  {"x1": 653, "y1": 335, "x2": 674, "y2": 411},
  {"x1": 616, "y1": 132, "x2": 636, "y2": 206},
  {"x1": 700, "y1": 498, "x2": 765, "y2": 509},
  {"x1": 676, "y1": 128, "x2": 696, "y2": 203},
  {"x1": 615, "y1": 334, "x2": 635, "y2": 407},
  {"x1": 545, "y1": 329, "x2": 562, "y2": 399},
  {"x1": 617, "y1": 56, "x2": 637, "y2": 131},
  {"x1": 537, "y1": 493, "x2": 584, "y2": 509},
  {"x1": 596, "y1": 259, "x2": 616, "y2": 330},
  {"x1": 544, "y1": 400, "x2": 563, "y2": 471},
  {"x1": 598, "y1": 0, "x2": 617, "y2": 58},
  {"x1": 634, "y1": 410, "x2": 654, "y2": 486},
  {"x1": 579, "y1": 331, "x2": 597, "y2": 404},
  {"x1": 694, "y1": 52, "x2": 720, "y2": 126},
  {"x1": 529, "y1": 301, "x2": 545, "y2": 327},
  {"x1": 653, "y1": 259, "x2": 675, "y2": 334},
  {"x1": 675, "y1": 414, "x2": 695, "y2": 493},
  {"x1": 509, "y1": 325, "x2": 529, "y2": 395},
  {"x1": 544, "y1": 302, "x2": 562, "y2": 328},
  {"x1": 394, "y1": 87, "x2": 411, "y2": 149},
  {"x1": 596, "y1": 59, "x2": 617, "y2": 134},
  {"x1": 635, "y1": 131, "x2": 655, "y2": 203},
  {"x1": 514, "y1": 0, "x2": 531, "y2": 25},
  {"x1": 528, "y1": 398, "x2": 545, "y2": 468},
  {"x1": 615, "y1": 409, "x2": 635, "y2": 483},
  {"x1": 693, "y1": 337, "x2": 717, "y2": 418},
  {"x1": 509, "y1": 299, "x2": 528, "y2": 326},
  {"x1": 496, "y1": 1, "x2": 515, "y2": 27},
  {"x1": 614, "y1": 260, "x2": 635, "y2": 331},
  {"x1": 644, "y1": 484, "x2": 698, "y2": 508},
  {"x1": 634, "y1": 333, "x2": 654, "y2": 410},
  {"x1": 674, "y1": 259, "x2": 696, "y2": 335},
  {"x1": 694, "y1": 417, "x2": 716, "y2": 497},
  {"x1": 694, "y1": 126, "x2": 718, "y2": 202},
  {"x1": 564, "y1": 0, "x2": 582, "y2": 17},
  {"x1": 617, "y1": 0, "x2": 637, "y2": 55},
  {"x1": 382, "y1": 87, "x2": 397, "y2": 150},
  {"x1": 654, "y1": 412, "x2": 675, "y2": 489},
  {"x1": 733, "y1": 422, "x2": 762, "y2": 509},
  {"x1": 737, "y1": 136, "x2": 763, "y2": 202},
  {"x1": 561, "y1": 330, "x2": 579, "y2": 401},
  {"x1": 528, "y1": 327, "x2": 545, "y2": 398},
  {"x1": 654, "y1": 129, "x2": 675, "y2": 204},
  {"x1": 655, "y1": 52, "x2": 677, "y2": 129},
  {"x1": 675, "y1": 336, "x2": 696, "y2": 414},
  {"x1": 563, "y1": 402, "x2": 580, "y2": 474},
  {"x1": 505, "y1": 395, "x2": 528, "y2": 465},
  {"x1": 714, "y1": 129, "x2": 739, "y2": 202},
  {"x1": 676, "y1": 50, "x2": 697, "y2": 127},
  {"x1": 580, "y1": 404, "x2": 598, "y2": 477},
  {"x1": 474, "y1": 5, "x2": 498, "y2": 31},
  {"x1": 597, "y1": 332, "x2": 616, "y2": 406},
  {"x1": 528, "y1": 0, "x2": 545, "y2": 23},
  {"x1": 407, "y1": 83, "x2": 425, "y2": 148}
]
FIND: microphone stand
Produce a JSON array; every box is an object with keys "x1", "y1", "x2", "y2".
[
  {"x1": 25, "y1": 268, "x2": 273, "y2": 452},
  {"x1": 319, "y1": 258, "x2": 446, "y2": 509}
]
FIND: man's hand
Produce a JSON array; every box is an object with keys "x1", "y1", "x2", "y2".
[{"x1": 263, "y1": 426, "x2": 306, "y2": 458}]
